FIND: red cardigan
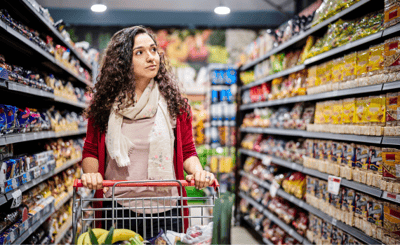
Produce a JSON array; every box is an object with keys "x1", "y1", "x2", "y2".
[{"x1": 82, "y1": 110, "x2": 197, "y2": 231}]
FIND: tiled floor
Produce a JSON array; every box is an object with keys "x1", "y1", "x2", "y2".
[{"x1": 231, "y1": 226, "x2": 260, "y2": 244}]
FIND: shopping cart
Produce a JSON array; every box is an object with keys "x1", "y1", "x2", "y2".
[{"x1": 72, "y1": 179, "x2": 220, "y2": 243}]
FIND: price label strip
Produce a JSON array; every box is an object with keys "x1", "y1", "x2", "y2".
[
  {"x1": 328, "y1": 176, "x2": 342, "y2": 195},
  {"x1": 11, "y1": 189, "x2": 22, "y2": 208}
]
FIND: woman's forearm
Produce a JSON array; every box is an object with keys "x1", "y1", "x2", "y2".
[
  {"x1": 183, "y1": 156, "x2": 203, "y2": 175},
  {"x1": 82, "y1": 157, "x2": 100, "y2": 173}
]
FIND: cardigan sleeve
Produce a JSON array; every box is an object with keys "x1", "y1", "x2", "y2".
[
  {"x1": 82, "y1": 117, "x2": 100, "y2": 160},
  {"x1": 181, "y1": 108, "x2": 198, "y2": 162}
]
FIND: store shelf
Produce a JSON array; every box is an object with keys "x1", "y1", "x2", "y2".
[
  {"x1": 242, "y1": 218, "x2": 272, "y2": 245},
  {"x1": 382, "y1": 191, "x2": 400, "y2": 204},
  {"x1": 382, "y1": 136, "x2": 400, "y2": 146},
  {"x1": 240, "y1": 0, "x2": 372, "y2": 71},
  {"x1": 5, "y1": 158, "x2": 81, "y2": 201},
  {"x1": 13, "y1": 203, "x2": 55, "y2": 245},
  {"x1": 7, "y1": 81, "x2": 55, "y2": 99},
  {"x1": 240, "y1": 84, "x2": 384, "y2": 110},
  {"x1": 54, "y1": 96, "x2": 87, "y2": 109},
  {"x1": 240, "y1": 172, "x2": 381, "y2": 244},
  {"x1": 242, "y1": 64, "x2": 306, "y2": 90},
  {"x1": 240, "y1": 127, "x2": 383, "y2": 144},
  {"x1": 0, "y1": 20, "x2": 92, "y2": 87},
  {"x1": 239, "y1": 192, "x2": 307, "y2": 243},
  {"x1": 54, "y1": 217, "x2": 72, "y2": 245},
  {"x1": 55, "y1": 191, "x2": 74, "y2": 210},
  {"x1": 304, "y1": 31, "x2": 383, "y2": 66},
  {"x1": 0, "y1": 128, "x2": 87, "y2": 146},
  {"x1": 14, "y1": 0, "x2": 92, "y2": 71},
  {"x1": 239, "y1": 148, "x2": 383, "y2": 198},
  {"x1": 383, "y1": 23, "x2": 400, "y2": 37}
]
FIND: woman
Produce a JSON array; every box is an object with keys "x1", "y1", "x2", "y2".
[{"x1": 81, "y1": 26, "x2": 215, "y2": 239}]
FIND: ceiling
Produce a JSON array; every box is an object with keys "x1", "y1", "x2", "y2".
[{"x1": 36, "y1": 0, "x2": 295, "y2": 12}]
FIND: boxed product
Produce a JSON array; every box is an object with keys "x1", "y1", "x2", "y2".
[
  {"x1": 341, "y1": 188, "x2": 356, "y2": 213},
  {"x1": 369, "y1": 146, "x2": 383, "y2": 174},
  {"x1": 367, "y1": 198, "x2": 384, "y2": 227},
  {"x1": 343, "y1": 143, "x2": 356, "y2": 168},
  {"x1": 384, "y1": 201, "x2": 400, "y2": 239},
  {"x1": 355, "y1": 145, "x2": 370, "y2": 170}
]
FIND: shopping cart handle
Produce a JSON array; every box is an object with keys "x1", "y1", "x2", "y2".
[{"x1": 74, "y1": 179, "x2": 220, "y2": 191}]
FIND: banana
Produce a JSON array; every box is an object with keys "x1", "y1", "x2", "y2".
[
  {"x1": 81, "y1": 229, "x2": 108, "y2": 245},
  {"x1": 77, "y1": 232, "x2": 88, "y2": 245},
  {"x1": 92, "y1": 228, "x2": 109, "y2": 238},
  {"x1": 97, "y1": 229, "x2": 144, "y2": 244}
]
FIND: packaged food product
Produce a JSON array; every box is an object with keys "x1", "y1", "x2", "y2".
[
  {"x1": 355, "y1": 97, "x2": 368, "y2": 124},
  {"x1": 384, "y1": 1, "x2": 400, "y2": 28},
  {"x1": 386, "y1": 92, "x2": 400, "y2": 126},
  {"x1": 368, "y1": 95, "x2": 386, "y2": 124},
  {"x1": 330, "y1": 189, "x2": 342, "y2": 210},
  {"x1": 355, "y1": 145, "x2": 370, "y2": 170},
  {"x1": 367, "y1": 199, "x2": 384, "y2": 227},
  {"x1": 321, "y1": 221, "x2": 332, "y2": 244},
  {"x1": 341, "y1": 188, "x2": 356, "y2": 212},
  {"x1": 356, "y1": 49, "x2": 369, "y2": 78},
  {"x1": 342, "y1": 98, "x2": 356, "y2": 124},
  {"x1": 369, "y1": 44, "x2": 385, "y2": 74},
  {"x1": 384, "y1": 36, "x2": 400, "y2": 71},
  {"x1": 307, "y1": 65, "x2": 317, "y2": 88},
  {"x1": 306, "y1": 176, "x2": 317, "y2": 196},
  {"x1": 331, "y1": 57, "x2": 344, "y2": 84},
  {"x1": 369, "y1": 146, "x2": 383, "y2": 174},
  {"x1": 332, "y1": 101, "x2": 343, "y2": 125},
  {"x1": 355, "y1": 192, "x2": 370, "y2": 219},
  {"x1": 384, "y1": 201, "x2": 400, "y2": 238},
  {"x1": 382, "y1": 148, "x2": 400, "y2": 181},
  {"x1": 331, "y1": 226, "x2": 344, "y2": 245},
  {"x1": 343, "y1": 52, "x2": 357, "y2": 81},
  {"x1": 343, "y1": 143, "x2": 356, "y2": 168},
  {"x1": 331, "y1": 141, "x2": 343, "y2": 165}
]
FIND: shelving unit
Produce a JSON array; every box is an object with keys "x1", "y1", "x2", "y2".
[
  {"x1": 239, "y1": 192, "x2": 310, "y2": 243},
  {"x1": 242, "y1": 218, "x2": 274, "y2": 245},
  {"x1": 0, "y1": 2, "x2": 92, "y2": 242},
  {"x1": 54, "y1": 217, "x2": 73, "y2": 245},
  {"x1": 239, "y1": 148, "x2": 384, "y2": 198}
]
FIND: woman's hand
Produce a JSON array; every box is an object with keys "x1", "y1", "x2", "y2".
[
  {"x1": 185, "y1": 170, "x2": 215, "y2": 189},
  {"x1": 81, "y1": 173, "x2": 109, "y2": 193}
]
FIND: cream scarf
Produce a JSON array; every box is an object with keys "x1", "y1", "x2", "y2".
[{"x1": 105, "y1": 79, "x2": 175, "y2": 180}]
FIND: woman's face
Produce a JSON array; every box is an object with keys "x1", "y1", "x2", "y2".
[{"x1": 132, "y1": 33, "x2": 160, "y2": 81}]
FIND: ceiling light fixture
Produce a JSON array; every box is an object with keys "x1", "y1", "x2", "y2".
[
  {"x1": 91, "y1": 0, "x2": 107, "y2": 13},
  {"x1": 214, "y1": 0, "x2": 230, "y2": 15}
]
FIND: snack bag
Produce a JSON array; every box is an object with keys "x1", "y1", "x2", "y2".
[
  {"x1": 342, "y1": 98, "x2": 355, "y2": 124},
  {"x1": 384, "y1": 1, "x2": 400, "y2": 28},
  {"x1": 4, "y1": 105, "x2": 18, "y2": 134},
  {"x1": 0, "y1": 105, "x2": 6, "y2": 135},
  {"x1": 355, "y1": 97, "x2": 368, "y2": 124},
  {"x1": 367, "y1": 95, "x2": 386, "y2": 124},
  {"x1": 369, "y1": 146, "x2": 383, "y2": 174},
  {"x1": 356, "y1": 49, "x2": 369, "y2": 77},
  {"x1": 332, "y1": 101, "x2": 343, "y2": 125},
  {"x1": 17, "y1": 108, "x2": 31, "y2": 133},
  {"x1": 307, "y1": 65, "x2": 317, "y2": 88},
  {"x1": 384, "y1": 36, "x2": 400, "y2": 71}
]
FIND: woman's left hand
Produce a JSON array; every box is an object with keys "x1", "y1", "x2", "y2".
[{"x1": 185, "y1": 170, "x2": 215, "y2": 190}]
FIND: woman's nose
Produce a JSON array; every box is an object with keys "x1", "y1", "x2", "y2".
[{"x1": 147, "y1": 52, "x2": 156, "y2": 62}]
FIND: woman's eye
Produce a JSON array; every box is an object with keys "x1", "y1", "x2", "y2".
[
  {"x1": 136, "y1": 51, "x2": 142, "y2": 55},
  {"x1": 152, "y1": 47, "x2": 157, "y2": 52}
]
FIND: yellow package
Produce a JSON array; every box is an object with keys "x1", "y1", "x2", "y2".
[
  {"x1": 342, "y1": 98, "x2": 356, "y2": 124},
  {"x1": 369, "y1": 44, "x2": 384, "y2": 73},
  {"x1": 325, "y1": 61, "x2": 333, "y2": 84},
  {"x1": 323, "y1": 101, "x2": 334, "y2": 124},
  {"x1": 315, "y1": 102, "x2": 324, "y2": 124},
  {"x1": 332, "y1": 58, "x2": 344, "y2": 83},
  {"x1": 332, "y1": 100, "x2": 343, "y2": 124},
  {"x1": 356, "y1": 50, "x2": 369, "y2": 77},
  {"x1": 384, "y1": 2, "x2": 400, "y2": 26},
  {"x1": 355, "y1": 97, "x2": 369, "y2": 124},
  {"x1": 368, "y1": 95, "x2": 386, "y2": 124},
  {"x1": 316, "y1": 63, "x2": 325, "y2": 86},
  {"x1": 343, "y1": 52, "x2": 357, "y2": 81}
]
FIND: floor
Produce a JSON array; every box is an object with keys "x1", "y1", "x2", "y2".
[{"x1": 231, "y1": 226, "x2": 260, "y2": 244}]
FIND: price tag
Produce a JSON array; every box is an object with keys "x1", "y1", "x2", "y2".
[
  {"x1": 299, "y1": 201, "x2": 304, "y2": 208},
  {"x1": 384, "y1": 192, "x2": 400, "y2": 202},
  {"x1": 327, "y1": 175, "x2": 341, "y2": 195},
  {"x1": 332, "y1": 218, "x2": 337, "y2": 226},
  {"x1": 291, "y1": 163, "x2": 297, "y2": 170},
  {"x1": 12, "y1": 178, "x2": 18, "y2": 189},
  {"x1": 21, "y1": 134, "x2": 26, "y2": 141},
  {"x1": 11, "y1": 189, "x2": 22, "y2": 208},
  {"x1": 263, "y1": 156, "x2": 272, "y2": 166},
  {"x1": 270, "y1": 180, "x2": 280, "y2": 197},
  {"x1": 290, "y1": 196, "x2": 295, "y2": 202}
]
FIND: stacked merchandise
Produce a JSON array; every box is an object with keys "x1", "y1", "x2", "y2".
[
  {"x1": 0, "y1": 1, "x2": 96, "y2": 243},
  {"x1": 207, "y1": 67, "x2": 237, "y2": 193},
  {"x1": 237, "y1": 2, "x2": 400, "y2": 243}
]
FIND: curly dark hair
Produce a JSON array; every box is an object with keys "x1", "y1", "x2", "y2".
[{"x1": 85, "y1": 26, "x2": 190, "y2": 132}]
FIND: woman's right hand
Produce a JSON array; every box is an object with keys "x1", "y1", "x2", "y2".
[{"x1": 81, "y1": 173, "x2": 109, "y2": 193}]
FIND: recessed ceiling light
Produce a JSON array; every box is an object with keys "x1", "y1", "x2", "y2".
[
  {"x1": 91, "y1": 3, "x2": 107, "y2": 12},
  {"x1": 214, "y1": 6, "x2": 231, "y2": 15}
]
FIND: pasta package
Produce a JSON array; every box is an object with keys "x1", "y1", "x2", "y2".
[
  {"x1": 355, "y1": 192, "x2": 370, "y2": 219},
  {"x1": 386, "y1": 92, "x2": 400, "y2": 126},
  {"x1": 367, "y1": 95, "x2": 386, "y2": 124},
  {"x1": 332, "y1": 58, "x2": 344, "y2": 83},
  {"x1": 384, "y1": 202, "x2": 400, "y2": 238},
  {"x1": 356, "y1": 49, "x2": 369, "y2": 77},
  {"x1": 355, "y1": 145, "x2": 370, "y2": 170},
  {"x1": 369, "y1": 44, "x2": 385, "y2": 74},
  {"x1": 343, "y1": 52, "x2": 357, "y2": 81},
  {"x1": 342, "y1": 188, "x2": 356, "y2": 213},
  {"x1": 343, "y1": 143, "x2": 356, "y2": 168},
  {"x1": 332, "y1": 100, "x2": 343, "y2": 124},
  {"x1": 369, "y1": 146, "x2": 383, "y2": 174},
  {"x1": 367, "y1": 199, "x2": 384, "y2": 227},
  {"x1": 342, "y1": 98, "x2": 356, "y2": 124},
  {"x1": 355, "y1": 97, "x2": 368, "y2": 124},
  {"x1": 307, "y1": 65, "x2": 318, "y2": 88}
]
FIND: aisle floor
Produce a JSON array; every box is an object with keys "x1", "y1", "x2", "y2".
[{"x1": 231, "y1": 226, "x2": 260, "y2": 244}]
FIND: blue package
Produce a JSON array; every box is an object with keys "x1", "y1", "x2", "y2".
[
  {"x1": 4, "y1": 105, "x2": 18, "y2": 134},
  {"x1": 219, "y1": 90, "x2": 227, "y2": 102},
  {"x1": 0, "y1": 67, "x2": 9, "y2": 80},
  {"x1": 211, "y1": 70, "x2": 218, "y2": 85},
  {"x1": 4, "y1": 159, "x2": 15, "y2": 180},
  {"x1": 226, "y1": 89, "x2": 233, "y2": 103},
  {"x1": 227, "y1": 69, "x2": 237, "y2": 85},
  {"x1": 0, "y1": 105, "x2": 6, "y2": 135},
  {"x1": 211, "y1": 90, "x2": 218, "y2": 104},
  {"x1": 17, "y1": 108, "x2": 30, "y2": 133}
]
